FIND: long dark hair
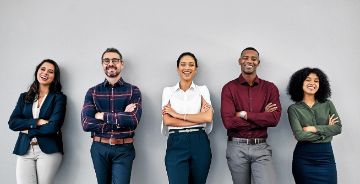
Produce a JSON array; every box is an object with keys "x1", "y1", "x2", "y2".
[{"x1": 24, "y1": 59, "x2": 62, "y2": 103}]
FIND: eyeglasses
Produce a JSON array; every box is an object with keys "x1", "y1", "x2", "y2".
[{"x1": 102, "y1": 58, "x2": 121, "y2": 65}]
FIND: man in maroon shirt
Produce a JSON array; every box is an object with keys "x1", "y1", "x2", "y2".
[{"x1": 221, "y1": 47, "x2": 281, "y2": 184}]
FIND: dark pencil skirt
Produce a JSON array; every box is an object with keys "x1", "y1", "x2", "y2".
[{"x1": 292, "y1": 142, "x2": 337, "y2": 184}]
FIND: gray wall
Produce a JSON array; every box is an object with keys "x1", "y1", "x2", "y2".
[{"x1": 1, "y1": 0, "x2": 359, "y2": 183}]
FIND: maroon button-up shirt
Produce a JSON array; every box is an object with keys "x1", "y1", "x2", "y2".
[{"x1": 221, "y1": 74, "x2": 281, "y2": 138}]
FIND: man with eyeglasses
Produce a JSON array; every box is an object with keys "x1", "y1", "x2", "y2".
[{"x1": 81, "y1": 48, "x2": 142, "y2": 184}]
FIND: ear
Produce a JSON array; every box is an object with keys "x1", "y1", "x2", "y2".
[{"x1": 120, "y1": 60, "x2": 125, "y2": 69}]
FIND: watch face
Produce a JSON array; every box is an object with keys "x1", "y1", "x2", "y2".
[{"x1": 240, "y1": 111, "x2": 246, "y2": 118}]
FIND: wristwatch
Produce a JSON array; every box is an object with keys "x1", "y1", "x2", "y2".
[{"x1": 239, "y1": 111, "x2": 247, "y2": 119}]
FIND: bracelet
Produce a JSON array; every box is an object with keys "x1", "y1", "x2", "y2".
[{"x1": 183, "y1": 114, "x2": 187, "y2": 121}]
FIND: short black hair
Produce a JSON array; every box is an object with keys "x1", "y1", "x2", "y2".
[
  {"x1": 287, "y1": 67, "x2": 331, "y2": 103},
  {"x1": 101, "y1": 48, "x2": 123, "y2": 60},
  {"x1": 176, "y1": 52, "x2": 198, "y2": 68},
  {"x1": 241, "y1": 47, "x2": 260, "y2": 58}
]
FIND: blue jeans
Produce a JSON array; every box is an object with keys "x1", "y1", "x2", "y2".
[
  {"x1": 90, "y1": 142, "x2": 135, "y2": 184},
  {"x1": 165, "y1": 130, "x2": 212, "y2": 184}
]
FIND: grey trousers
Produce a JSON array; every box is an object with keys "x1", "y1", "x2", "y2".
[
  {"x1": 16, "y1": 145, "x2": 62, "y2": 184},
  {"x1": 226, "y1": 141, "x2": 276, "y2": 184}
]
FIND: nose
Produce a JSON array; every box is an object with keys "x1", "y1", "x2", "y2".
[{"x1": 244, "y1": 58, "x2": 252, "y2": 63}]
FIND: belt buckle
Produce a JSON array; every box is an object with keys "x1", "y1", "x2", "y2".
[
  {"x1": 247, "y1": 139, "x2": 255, "y2": 145},
  {"x1": 109, "y1": 138, "x2": 115, "y2": 145}
]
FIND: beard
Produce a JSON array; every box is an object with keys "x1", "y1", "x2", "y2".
[{"x1": 105, "y1": 66, "x2": 120, "y2": 78}]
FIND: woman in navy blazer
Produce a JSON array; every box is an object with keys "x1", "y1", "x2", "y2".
[{"x1": 8, "y1": 59, "x2": 66, "y2": 184}]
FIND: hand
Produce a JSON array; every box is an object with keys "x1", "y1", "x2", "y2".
[
  {"x1": 125, "y1": 103, "x2": 136, "y2": 112},
  {"x1": 303, "y1": 126, "x2": 317, "y2": 133},
  {"x1": 201, "y1": 103, "x2": 211, "y2": 112},
  {"x1": 36, "y1": 119, "x2": 48, "y2": 126},
  {"x1": 265, "y1": 103, "x2": 277, "y2": 112},
  {"x1": 162, "y1": 103, "x2": 179, "y2": 118},
  {"x1": 328, "y1": 114, "x2": 339, "y2": 125},
  {"x1": 21, "y1": 130, "x2": 28, "y2": 134},
  {"x1": 95, "y1": 112, "x2": 104, "y2": 120}
]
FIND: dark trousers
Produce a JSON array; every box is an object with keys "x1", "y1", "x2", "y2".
[
  {"x1": 292, "y1": 142, "x2": 337, "y2": 184},
  {"x1": 90, "y1": 142, "x2": 135, "y2": 184},
  {"x1": 165, "y1": 130, "x2": 212, "y2": 184}
]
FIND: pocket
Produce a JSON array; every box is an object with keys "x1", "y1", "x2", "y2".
[
  {"x1": 258, "y1": 143, "x2": 272, "y2": 156},
  {"x1": 225, "y1": 141, "x2": 233, "y2": 160}
]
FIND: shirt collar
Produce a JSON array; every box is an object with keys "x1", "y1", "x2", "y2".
[
  {"x1": 298, "y1": 100, "x2": 319, "y2": 108},
  {"x1": 174, "y1": 81, "x2": 196, "y2": 91},
  {"x1": 103, "y1": 77, "x2": 125, "y2": 87},
  {"x1": 238, "y1": 74, "x2": 260, "y2": 86}
]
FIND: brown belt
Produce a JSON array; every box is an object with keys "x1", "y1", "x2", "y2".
[
  {"x1": 30, "y1": 141, "x2": 38, "y2": 145},
  {"x1": 93, "y1": 136, "x2": 133, "y2": 145}
]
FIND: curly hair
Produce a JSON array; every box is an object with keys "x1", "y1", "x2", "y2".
[
  {"x1": 287, "y1": 67, "x2": 331, "y2": 103},
  {"x1": 25, "y1": 59, "x2": 62, "y2": 103}
]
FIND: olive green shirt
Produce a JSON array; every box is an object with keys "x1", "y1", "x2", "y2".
[{"x1": 287, "y1": 100, "x2": 342, "y2": 143}]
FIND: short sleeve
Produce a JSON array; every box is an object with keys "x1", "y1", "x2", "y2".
[
  {"x1": 161, "y1": 87, "x2": 171, "y2": 136},
  {"x1": 198, "y1": 85, "x2": 212, "y2": 105},
  {"x1": 199, "y1": 85, "x2": 213, "y2": 134}
]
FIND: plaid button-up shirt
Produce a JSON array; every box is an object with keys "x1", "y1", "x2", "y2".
[{"x1": 81, "y1": 78, "x2": 142, "y2": 139}]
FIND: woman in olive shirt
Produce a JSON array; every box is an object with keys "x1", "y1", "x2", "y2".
[{"x1": 287, "y1": 67, "x2": 342, "y2": 184}]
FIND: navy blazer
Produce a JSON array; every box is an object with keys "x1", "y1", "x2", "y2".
[{"x1": 8, "y1": 92, "x2": 67, "y2": 155}]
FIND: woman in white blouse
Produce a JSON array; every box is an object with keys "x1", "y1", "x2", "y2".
[{"x1": 161, "y1": 52, "x2": 213, "y2": 184}]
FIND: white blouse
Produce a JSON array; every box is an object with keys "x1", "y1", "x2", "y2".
[
  {"x1": 161, "y1": 82, "x2": 213, "y2": 136},
  {"x1": 31, "y1": 94, "x2": 47, "y2": 142}
]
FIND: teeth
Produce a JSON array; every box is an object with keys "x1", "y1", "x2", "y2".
[{"x1": 307, "y1": 86, "x2": 315, "y2": 90}]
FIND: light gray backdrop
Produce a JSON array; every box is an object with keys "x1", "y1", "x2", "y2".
[{"x1": 1, "y1": 0, "x2": 359, "y2": 183}]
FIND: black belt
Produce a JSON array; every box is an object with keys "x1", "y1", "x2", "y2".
[
  {"x1": 228, "y1": 137, "x2": 266, "y2": 145},
  {"x1": 169, "y1": 127, "x2": 205, "y2": 134}
]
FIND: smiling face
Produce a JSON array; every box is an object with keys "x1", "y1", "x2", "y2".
[
  {"x1": 239, "y1": 50, "x2": 260, "y2": 75},
  {"x1": 303, "y1": 73, "x2": 319, "y2": 96},
  {"x1": 177, "y1": 55, "x2": 197, "y2": 82},
  {"x1": 102, "y1": 52, "x2": 123, "y2": 78},
  {"x1": 36, "y1": 62, "x2": 55, "y2": 87}
]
